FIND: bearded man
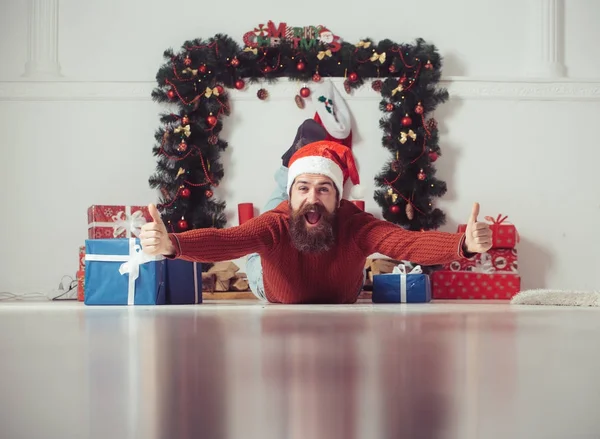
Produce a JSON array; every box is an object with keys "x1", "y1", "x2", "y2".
[{"x1": 140, "y1": 124, "x2": 492, "y2": 304}]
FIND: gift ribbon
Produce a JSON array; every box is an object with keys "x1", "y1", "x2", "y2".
[
  {"x1": 85, "y1": 238, "x2": 164, "y2": 305},
  {"x1": 111, "y1": 208, "x2": 147, "y2": 238},
  {"x1": 483, "y1": 214, "x2": 520, "y2": 244},
  {"x1": 385, "y1": 263, "x2": 422, "y2": 302}
]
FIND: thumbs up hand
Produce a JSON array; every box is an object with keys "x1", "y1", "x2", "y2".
[
  {"x1": 140, "y1": 203, "x2": 176, "y2": 256},
  {"x1": 464, "y1": 202, "x2": 493, "y2": 254}
]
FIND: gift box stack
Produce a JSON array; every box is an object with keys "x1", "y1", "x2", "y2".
[
  {"x1": 80, "y1": 204, "x2": 203, "y2": 306},
  {"x1": 431, "y1": 214, "x2": 521, "y2": 300}
]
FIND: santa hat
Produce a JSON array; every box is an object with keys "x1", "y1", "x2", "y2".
[
  {"x1": 287, "y1": 140, "x2": 364, "y2": 199},
  {"x1": 312, "y1": 79, "x2": 352, "y2": 148}
]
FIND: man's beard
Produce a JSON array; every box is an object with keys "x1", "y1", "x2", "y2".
[{"x1": 290, "y1": 203, "x2": 336, "y2": 253}]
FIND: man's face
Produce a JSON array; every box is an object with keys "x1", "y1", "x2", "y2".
[{"x1": 289, "y1": 174, "x2": 338, "y2": 253}]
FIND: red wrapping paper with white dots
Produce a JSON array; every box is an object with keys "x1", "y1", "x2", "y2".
[
  {"x1": 443, "y1": 248, "x2": 518, "y2": 273},
  {"x1": 431, "y1": 271, "x2": 521, "y2": 300},
  {"x1": 457, "y1": 214, "x2": 519, "y2": 249}
]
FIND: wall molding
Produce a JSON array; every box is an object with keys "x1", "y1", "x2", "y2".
[{"x1": 0, "y1": 77, "x2": 599, "y2": 102}]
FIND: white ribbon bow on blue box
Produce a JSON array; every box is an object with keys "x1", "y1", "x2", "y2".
[{"x1": 372, "y1": 263, "x2": 431, "y2": 303}]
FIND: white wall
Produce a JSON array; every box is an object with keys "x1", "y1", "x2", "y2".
[{"x1": 1, "y1": 0, "x2": 599, "y2": 295}]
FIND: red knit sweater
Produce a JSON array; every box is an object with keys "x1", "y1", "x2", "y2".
[{"x1": 168, "y1": 200, "x2": 469, "y2": 304}]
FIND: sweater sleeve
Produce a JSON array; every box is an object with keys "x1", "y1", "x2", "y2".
[
  {"x1": 167, "y1": 213, "x2": 282, "y2": 263},
  {"x1": 352, "y1": 215, "x2": 469, "y2": 265}
]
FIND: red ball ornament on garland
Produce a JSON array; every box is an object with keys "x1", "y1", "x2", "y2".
[
  {"x1": 257, "y1": 88, "x2": 269, "y2": 100},
  {"x1": 312, "y1": 73, "x2": 321, "y2": 82},
  {"x1": 230, "y1": 57, "x2": 240, "y2": 67},
  {"x1": 417, "y1": 169, "x2": 426, "y2": 180},
  {"x1": 390, "y1": 205, "x2": 401, "y2": 214},
  {"x1": 348, "y1": 72, "x2": 358, "y2": 82},
  {"x1": 234, "y1": 79, "x2": 245, "y2": 90},
  {"x1": 181, "y1": 188, "x2": 191, "y2": 198},
  {"x1": 205, "y1": 190, "x2": 213, "y2": 198},
  {"x1": 199, "y1": 65, "x2": 207, "y2": 74},
  {"x1": 215, "y1": 85, "x2": 225, "y2": 95},
  {"x1": 415, "y1": 102, "x2": 424, "y2": 114},
  {"x1": 177, "y1": 140, "x2": 188, "y2": 152},
  {"x1": 399, "y1": 75, "x2": 407, "y2": 85},
  {"x1": 264, "y1": 66, "x2": 272, "y2": 73},
  {"x1": 402, "y1": 115, "x2": 413, "y2": 126},
  {"x1": 167, "y1": 89, "x2": 175, "y2": 99},
  {"x1": 178, "y1": 219, "x2": 189, "y2": 230},
  {"x1": 429, "y1": 151, "x2": 438, "y2": 162},
  {"x1": 184, "y1": 56, "x2": 192, "y2": 66},
  {"x1": 300, "y1": 87, "x2": 311, "y2": 98},
  {"x1": 389, "y1": 65, "x2": 397, "y2": 73},
  {"x1": 372, "y1": 80, "x2": 383, "y2": 92},
  {"x1": 296, "y1": 61, "x2": 306, "y2": 71},
  {"x1": 206, "y1": 115, "x2": 217, "y2": 126},
  {"x1": 386, "y1": 103, "x2": 394, "y2": 112},
  {"x1": 181, "y1": 115, "x2": 190, "y2": 125}
]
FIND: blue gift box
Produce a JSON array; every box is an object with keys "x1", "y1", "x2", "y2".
[
  {"x1": 165, "y1": 259, "x2": 203, "y2": 304},
  {"x1": 372, "y1": 265, "x2": 431, "y2": 303},
  {"x1": 84, "y1": 238, "x2": 166, "y2": 305}
]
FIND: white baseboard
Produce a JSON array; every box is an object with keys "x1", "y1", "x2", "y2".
[{"x1": 0, "y1": 76, "x2": 599, "y2": 102}]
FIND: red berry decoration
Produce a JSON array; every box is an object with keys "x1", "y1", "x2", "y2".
[
  {"x1": 206, "y1": 115, "x2": 217, "y2": 126},
  {"x1": 400, "y1": 75, "x2": 407, "y2": 85},
  {"x1": 215, "y1": 85, "x2": 224, "y2": 95},
  {"x1": 296, "y1": 61, "x2": 305, "y2": 71},
  {"x1": 389, "y1": 65, "x2": 397, "y2": 73},
  {"x1": 429, "y1": 151, "x2": 438, "y2": 162},
  {"x1": 208, "y1": 135, "x2": 218, "y2": 145},
  {"x1": 199, "y1": 65, "x2": 207, "y2": 74},
  {"x1": 372, "y1": 80, "x2": 383, "y2": 92},
  {"x1": 234, "y1": 79, "x2": 245, "y2": 90},
  {"x1": 184, "y1": 56, "x2": 192, "y2": 66},
  {"x1": 231, "y1": 57, "x2": 240, "y2": 67},
  {"x1": 300, "y1": 87, "x2": 310, "y2": 98},
  {"x1": 205, "y1": 190, "x2": 213, "y2": 198},
  {"x1": 402, "y1": 115, "x2": 412, "y2": 126},
  {"x1": 178, "y1": 219, "x2": 188, "y2": 230},
  {"x1": 177, "y1": 140, "x2": 188, "y2": 152},
  {"x1": 312, "y1": 73, "x2": 321, "y2": 82},
  {"x1": 425, "y1": 60, "x2": 433, "y2": 70},
  {"x1": 181, "y1": 188, "x2": 191, "y2": 198},
  {"x1": 167, "y1": 89, "x2": 175, "y2": 99},
  {"x1": 181, "y1": 115, "x2": 189, "y2": 125},
  {"x1": 257, "y1": 88, "x2": 268, "y2": 100},
  {"x1": 348, "y1": 72, "x2": 358, "y2": 82},
  {"x1": 415, "y1": 103, "x2": 424, "y2": 114},
  {"x1": 264, "y1": 66, "x2": 272, "y2": 73},
  {"x1": 418, "y1": 169, "x2": 426, "y2": 180},
  {"x1": 386, "y1": 103, "x2": 394, "y2": 112},
  {"x1": 390, "y1": 205, "x2": 401, "y2": 214}
]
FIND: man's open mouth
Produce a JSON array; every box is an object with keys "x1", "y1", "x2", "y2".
[{"x1": 304, "y1": 211, "x2": 322, "y2": 225}]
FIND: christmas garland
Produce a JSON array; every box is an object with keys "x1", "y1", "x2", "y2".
[{"x1": 149, "y1": 33, "x2": 449, "y2": 232}]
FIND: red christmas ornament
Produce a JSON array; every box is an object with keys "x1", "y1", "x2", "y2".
[
  {"x1": 372, "y1": 80, "x2": 383, "y2": 92},
  {"x1": 234, "y1": 79, "x2": 245, "y2": 90},
  {"x1": 425, "y1": 60, "x2": 433, "y2": 70},
  {"x1": 177, "y1": 140, "x2": 188, "y2": 152},
  {"x1": 181, "y1": 115, "x2": 190, "y2": 125},
  {"x1": 389, "y1": 65, "x2": 397, "y2": 73},
  {"x1": 429, "y1": 151, "x2": 438, "y2": 162},
  {"x1": 208, "y1": 135, "x2": 218, "y2": 145},
  {"x1": 181, "y1": 188, "x2": 191, "y2": 198},
  {"x1": 296, "y1": 61, "x2": 306, "y2": 71},
  {"x1": 312, "y1": 73, "x2": 321, "y2": 82},
  {"x1": 402, "y1": 115, "x2": 413, "y2": 126},
  {"x1": 184, "y1": 56, "x2": 192, "y2": 66},
  {"x1": 206, "y1": 115, "x2": 217, "y2": 126},
  {"x1": 300, "y1": 87, "x2": 310, "y2": 98},
  {"x1": 257, "y1": 88, "x2": 268, "y2": 100},
  {"x1": 167, "y1": 89, "x2": 175, "y2": 99},
  {"x1": 390, "y1": 205, "x2": 401, "y2": 214},
  {"x1": 231, "y1": 57, "x2": 240, "y2": 67},
  {"x1": 399, "y1": 75, "x2": 407, "y2": 85},
  {"x1": 178, "y1": 219, "x2": 189, "y2": 230},
  {"x1": 418, "y1": 169, "x2": 426, "y2": 180},
  {"x1": 415, "y1": 103, "x2": 424, "y2": 114},
  {"x1": 348, "y1": 72, "x2": 358, "y2": 82},
  {"x1": 205, "y1": 190, "x2": 213, "y2": 198},
  {"x1": 199, "y1": 65, "x2": 207, "y2": 74},
  {"x1": 215, "y1": 85, "x2": 224, "y2": 95},
  {"x1": 264, "y1": 66, "x2": 272, "y2": 73},
  {"x1": 386, "y1": 103, "x2": 394, "y2": 112}
]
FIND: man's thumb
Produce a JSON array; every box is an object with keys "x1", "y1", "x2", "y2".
[
  {"x1": 148, "y1": 203, "x2": 163, "y2": 224},
  {"x1": 469, "y1": 202, "x2": 480, "y2": 223}
]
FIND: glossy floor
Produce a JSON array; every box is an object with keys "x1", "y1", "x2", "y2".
[{"x1": 1, "y1": 300, "x2": 600, "y2": 439}]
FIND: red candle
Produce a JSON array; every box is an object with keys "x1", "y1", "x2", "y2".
[
  {"x1": 351, "y1": 200, "x2": 365, "y2": 211},
  {"x1": 238, "y1": 203, "x2": 254, "y2": 225}
]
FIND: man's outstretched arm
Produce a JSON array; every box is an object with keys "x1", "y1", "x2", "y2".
[{"x1": 140, "y1": 204, "x2": 280, "y2": 262}]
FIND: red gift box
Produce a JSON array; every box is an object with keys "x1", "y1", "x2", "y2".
[
  {"x1": 431, "y1": 270, "x2": 521, "y2": 300},
  {"x1": 443, "y1": 248, "x2": 518, "y2": 273},
  {"x1": 87, "y1": 205, "x2": 152, "y2": 239},
  {"x1": 77, "y1": 270, "x2": 85, "y2": 302},
  {"x1": 79, "y1": 245, "x2": 85, "y2": 272},
  {"x1": 458, "y1": 214, "x2": 519, "y2": 249}
]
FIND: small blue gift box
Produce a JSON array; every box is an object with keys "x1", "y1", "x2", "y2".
[
  {"x1": 372, "y1": 264, "x2": 431, "y2": 303},
  {"x1": 84, "y1": 238, "x2": 166, "y2": 305},
  {"x1": 165, "y1": 259, "x2": 203, "y2": 304}
]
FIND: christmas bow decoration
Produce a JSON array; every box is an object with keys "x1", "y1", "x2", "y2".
[
  {"x1": 174, "y1": 124, "x2": 191, "y2": 137},
  {"x1": 243, "y1": 46, "x2": 258, "y2": 55},
  {"x1": 484, "y1": 214, "x2": 509, "y2": 224},
  {"x1": 355, "y1": 40, "x2": 371, "y2": 49},
  {"x1": 370, "y1": 52, "x2": 386, "y2": 63},
  {"x1": 317, "y1": 49, "x2": 332, "y2": 60},
  {"x1": 111, "y1": 210, "x2": 147, "y2": 239},
  {"x1": 182, "y1": 68, "x2": 198, "y2": 75},
  {"x1": 204, "y1": 87, "x2": 220, "y2": 98},
  {"x1": 392, "y1": 84, "x2": 404, "y2": 95},
  {"x1": 391, "y1": 263, "x2": 423, "y2": 275},
  {"x1": 387, "y1": 188, "x2": 398, "y2": 203},
  {"x1": 399, "y1": 130, "x2": 417, "y2": 144}
]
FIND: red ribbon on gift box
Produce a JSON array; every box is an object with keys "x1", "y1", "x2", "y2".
[{"x1": 484, "y1": 214, "x2": 520, "y2": 244}]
